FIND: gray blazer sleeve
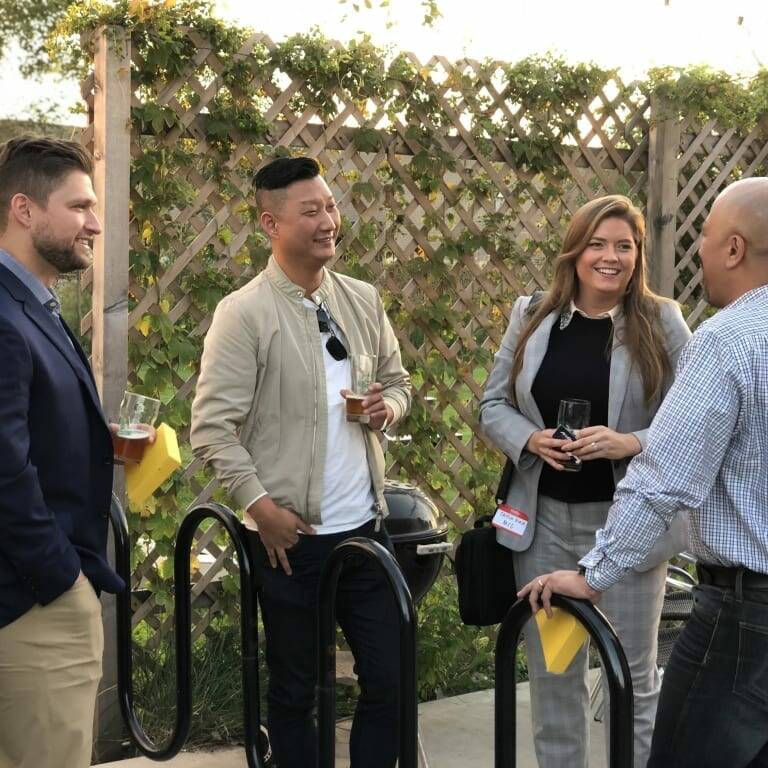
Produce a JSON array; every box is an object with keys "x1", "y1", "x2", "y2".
[
  {"x1": 479, "y1": 296, "x2": 540, "y2": 468},
  {"x1": 629, "y1": 301, "x2": 692, "y2": 450}
]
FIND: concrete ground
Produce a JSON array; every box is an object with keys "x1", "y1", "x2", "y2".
[{"x1": 99, "y1": 674, "x2": 607, "y2": 767}]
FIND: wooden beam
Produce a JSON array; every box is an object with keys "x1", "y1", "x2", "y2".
[
  {"x1": 90, "y1": 25, "x2": 131, "y2": 763},
  {"x1": 647, "y1": 95, "x2": 680, "y2": 298}
]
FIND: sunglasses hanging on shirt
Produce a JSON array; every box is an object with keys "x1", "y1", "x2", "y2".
[{"x1": 316, "y1": 305, "x2": 348, "y2": 361}]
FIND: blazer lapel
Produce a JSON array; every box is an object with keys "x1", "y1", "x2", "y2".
[
  {"x1": 22, "y1": 296, "x2": 106, "y2": 423},
  {"x1": 515, "y1": 311, "x2": 558, "y2": 428},
  {"x1": 608, "y1": 312, "x2": 631, "y2": 430}
]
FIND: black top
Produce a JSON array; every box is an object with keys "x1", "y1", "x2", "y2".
[{"x1": 531, "y1": 312, "x2": 616, "y2": 503}]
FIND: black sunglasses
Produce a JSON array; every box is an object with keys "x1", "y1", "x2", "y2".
[{"x1": 316, "y1": 306, "x2": 348, "y2": 361}]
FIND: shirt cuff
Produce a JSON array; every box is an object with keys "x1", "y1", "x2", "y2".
[
  {"x1": 379, "y1": 397, "x2": 404, "y2": 432},
  {"x1": 578, "y1": 551, "x2": 627, "y2": 593},
  {"x1": 231, "y1": 475, "x2": 267, "y2": 511},
  {"x1": 244, "y1": 491, "x2": 268, "y2": 512}
]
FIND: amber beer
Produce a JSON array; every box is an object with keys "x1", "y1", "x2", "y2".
[
  {"x1": 114, "y1": 392, "x2": 160, "y2": 464},
  {"x1": 346, "y1": 394, "x2": 369, "y2": 423},
  {"x1": 347, "y1": 354, "x2": 375, "y2": 424},
  {"x1": 113, "y1": 428, "x2": 151, "y2": 464}
]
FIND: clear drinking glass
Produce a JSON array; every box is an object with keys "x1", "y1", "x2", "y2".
[
  {"x1": 346, "y1": 354, "x2": 375, "y2": 423},
  {"x1": 557, "y1": 398, "x2": 591, "y2": 472},
  {"x1": 113, "y1": 392, "x2": 160, "y2": 464}
]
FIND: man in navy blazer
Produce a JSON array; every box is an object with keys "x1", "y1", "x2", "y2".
[{"x1": 0, "y1": 137, "x2": 124, "y2": 768}]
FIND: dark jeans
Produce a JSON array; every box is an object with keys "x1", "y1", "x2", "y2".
[
  {"x1": 250, "y1": 520, "x2": 400, "y2": 768},
  {"x1": 648, "y1": 583, "x2": 768, "y2": 768}
]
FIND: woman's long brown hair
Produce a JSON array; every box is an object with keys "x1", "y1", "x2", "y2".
[{"x1": 509, "y1": 195, "x2": 673, "y2": 406}]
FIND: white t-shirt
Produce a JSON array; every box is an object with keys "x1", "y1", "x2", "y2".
[{"x1": 307, "y1": 299, "x2": 376, "y2": 533}]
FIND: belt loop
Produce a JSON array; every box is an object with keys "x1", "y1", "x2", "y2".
[{"x1": 735, "y1": 567, "x2": 744, "y2": 602}]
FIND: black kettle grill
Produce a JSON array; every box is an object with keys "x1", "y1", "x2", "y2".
[{"x1": 382, "y1": 480, "x2": 452, "y2": 604}]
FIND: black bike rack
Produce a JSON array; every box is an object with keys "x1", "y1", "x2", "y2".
[
  {"x1": 495, "y1": 595, "x2": 634, "y2": 768},
  {"x1": 317, "y1": 537, "x2": 418, "y2": 768},
  {"x1": 109, "y1": 497, "x2": 266, "y2": 766}
]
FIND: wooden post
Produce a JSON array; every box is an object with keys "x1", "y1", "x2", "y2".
[
  {"x1": 90, "y1": 25, "x2": 131, "y2": 763},
  {"x1": 646, "y1": 95, "x2": 681, "y2": 298}
]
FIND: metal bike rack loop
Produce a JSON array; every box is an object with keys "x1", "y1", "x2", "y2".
[
  {"x1": 495, "y1": 595, "x2": 634, "y2": 768},
  {"x1": 109, "y1": 497, "x2": 266, "y2": 766},
  {"x1": 317, "y1": 537, "x2": 418, "y2": 768}
]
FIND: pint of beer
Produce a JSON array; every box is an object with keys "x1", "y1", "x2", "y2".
[
  {"x1": 113, "y1": 392, "x2": 160, "y2": 464},
  {"x1": 346, "y1": 354, "x2": 375, "y2": 423},
  {"x1": 113, "y1": 428, "x2": 151, "y2": 463}
]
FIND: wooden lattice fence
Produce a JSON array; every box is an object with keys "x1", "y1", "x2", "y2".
[{"x1": 80, "y1": 26, "x2": 768, "y2": 650}]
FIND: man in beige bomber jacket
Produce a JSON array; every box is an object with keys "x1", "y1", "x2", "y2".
[{"x1": 191, "y1": 157, "x2": 411, "y2": 768}]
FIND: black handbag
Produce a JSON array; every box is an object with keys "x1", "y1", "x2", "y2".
[{"x1": 454, "y1": 459, "x2": 518, "y2": 627}]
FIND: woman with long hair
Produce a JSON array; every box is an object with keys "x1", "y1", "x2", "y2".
[{"x1": 479, "y1": 195, "x2": 691, "y2": 768}]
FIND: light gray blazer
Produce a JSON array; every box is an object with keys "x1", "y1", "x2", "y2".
[{"x1": 479, "y1": 294, "x2": 692, "y2": 569}]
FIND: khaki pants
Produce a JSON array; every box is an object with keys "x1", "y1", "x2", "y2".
[{"x1": 0, "y1": 577, "x2": 104, "y2": 768}]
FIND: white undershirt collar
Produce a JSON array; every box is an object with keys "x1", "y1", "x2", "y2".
[{"x1": 560, "y1": 299, "x2": 620, "y2": 330}]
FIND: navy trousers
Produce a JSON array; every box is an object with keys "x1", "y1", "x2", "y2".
[
  {"x1": 648, "y1": 582, "x2": 768, "y2": 768},
  {"x1": 250, "y1": 520, "x2": 400, "y2": 768}
]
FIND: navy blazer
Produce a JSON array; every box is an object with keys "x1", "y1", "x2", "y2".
[{"x1": 0, "y1": 264, "x2": 123, "y2": 628}]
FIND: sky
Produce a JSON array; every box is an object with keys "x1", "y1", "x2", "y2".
[{"x1": 4, "y1": 0, "x2": 767, "y2": 123}]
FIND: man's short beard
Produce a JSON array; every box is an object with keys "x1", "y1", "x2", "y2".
[{"x1": 32, "y1": 228, "x2": 90, "y2": 274}]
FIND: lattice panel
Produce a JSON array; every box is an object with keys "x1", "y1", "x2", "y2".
[
  {"x1": 84, "y1": 28, "x2": 768, "y2": 643},
  {"x1": 674, "y1": 119, "x2": 768, "y2": 327}
]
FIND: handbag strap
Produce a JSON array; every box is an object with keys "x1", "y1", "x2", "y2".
[
  {"x1": 524, "y1": 288, "x2": 546, "y2": 317},
  {"x1": 472, "y1": 461, "x2": 513, "y2": 528},
  {"x1": 494, "y1": 458, "x2": 514, "y2": 505}
]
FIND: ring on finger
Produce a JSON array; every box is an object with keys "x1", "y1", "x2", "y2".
[
  {"x1": 591, "y1": 441, "x2": 599, "y2": 451},
  {"x1": 537, "y1": 578, "x2": 544, "y2": 588}
]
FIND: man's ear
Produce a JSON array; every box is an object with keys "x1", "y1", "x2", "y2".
[
  {"x1": 260, "y1": 210, "x2": 278, "y2": 238},
  {"x1": 8, "y1": 193, "x2": 34, "y2": 230},
  {"x1": 724, "y1": 233, "x2": 747, "y2": 269}
]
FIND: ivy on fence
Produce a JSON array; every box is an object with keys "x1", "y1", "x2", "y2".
[{"x1": 55, "y1": 0, "x2": 768, "y2": 663}]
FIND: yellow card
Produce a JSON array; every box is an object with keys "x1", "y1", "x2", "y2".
[
  {"x1": 535, "y1": 607, "x2": 589, "y2": 674},
  {"x1": 125, "y1": 422, "x2": 182, "y2": 509}
]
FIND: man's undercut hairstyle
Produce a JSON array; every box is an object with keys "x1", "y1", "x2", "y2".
[
  {"x1": 253, "y1": 156, "x2": 321, "y2": 212},
  {"x1": 0, "y1": 136, "x2": 94, "y2": 230}
]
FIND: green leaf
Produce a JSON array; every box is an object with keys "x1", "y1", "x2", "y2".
[{"x1": 352, "y1": 127, "x2": 382, "y2": 153}]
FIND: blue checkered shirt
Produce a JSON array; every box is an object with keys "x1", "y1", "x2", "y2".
[{"x1": 580, "y1": 284, "x2": 768, "y2": 591}]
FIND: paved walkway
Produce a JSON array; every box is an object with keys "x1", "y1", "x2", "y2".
[{"x1": 100, "y1": 675, "x2": 607, "y2": 767}]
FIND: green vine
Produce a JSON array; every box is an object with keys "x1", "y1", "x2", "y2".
[
  {"x1": 48, "y1": 0, "x2": 768, "y2": 684},
  {"x1": 648, "y1": 65, "x2": 768, "y2": 132}
]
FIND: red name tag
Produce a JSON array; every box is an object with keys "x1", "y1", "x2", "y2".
[{"x1": 492, "y1": 504, "x2": 529, "y2": 537}]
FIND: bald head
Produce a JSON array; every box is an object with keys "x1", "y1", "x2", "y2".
[
  {"x1": 712, "y1": 177, "x2": 768, "y2": 262},
  {"x1": 700, "y1": 177, "x2": 768, "y2": 307}
]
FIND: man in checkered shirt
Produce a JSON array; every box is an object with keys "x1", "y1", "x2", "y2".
[{"x1": 520, "y1": 177, "x2": 768, "y2": 768}]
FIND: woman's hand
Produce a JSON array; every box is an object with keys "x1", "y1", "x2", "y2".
[
  {"x1": 563, "y1": 426, "x2": 641, "y2": 462},
  {"x1": 518, "y1": 570, "x2": 602, "y2": 618},
  {"x1": 525, "y1": 429, "x2": 572, "y2": 471}
]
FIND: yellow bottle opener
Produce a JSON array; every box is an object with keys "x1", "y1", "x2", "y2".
[
  {"x1": 125, "y1": 422, "x2": 182, "y2": 509},
  {"x1": 535, "y1": 607, "x2": 589, "y2": 674}
]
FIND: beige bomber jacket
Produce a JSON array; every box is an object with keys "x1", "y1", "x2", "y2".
[{"x1": 190, "y1": 256, "x2": 412, "y2": 526}]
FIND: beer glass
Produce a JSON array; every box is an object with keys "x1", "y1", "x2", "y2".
[
  {"x1": 346, "y1": 354, "x2": 375, "y2": 423},
  {"x1": 556, "y1": 398, "x2": 591, "y2": 472},
  {"x1": 113, "y1": 392, "x2": 160, "y2": 464}
]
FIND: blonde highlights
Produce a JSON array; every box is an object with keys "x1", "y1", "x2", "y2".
[{"x1": 509, "y1": 195, "x2": 672, "y2": 405}]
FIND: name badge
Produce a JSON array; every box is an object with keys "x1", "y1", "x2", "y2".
[{"x1": 492, "y1": 504, "x2": 529, "y2": 537}]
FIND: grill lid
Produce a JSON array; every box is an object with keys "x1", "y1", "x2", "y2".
[{"x1": 383, "y1": 480, "x2": 448, "y2": 543}]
